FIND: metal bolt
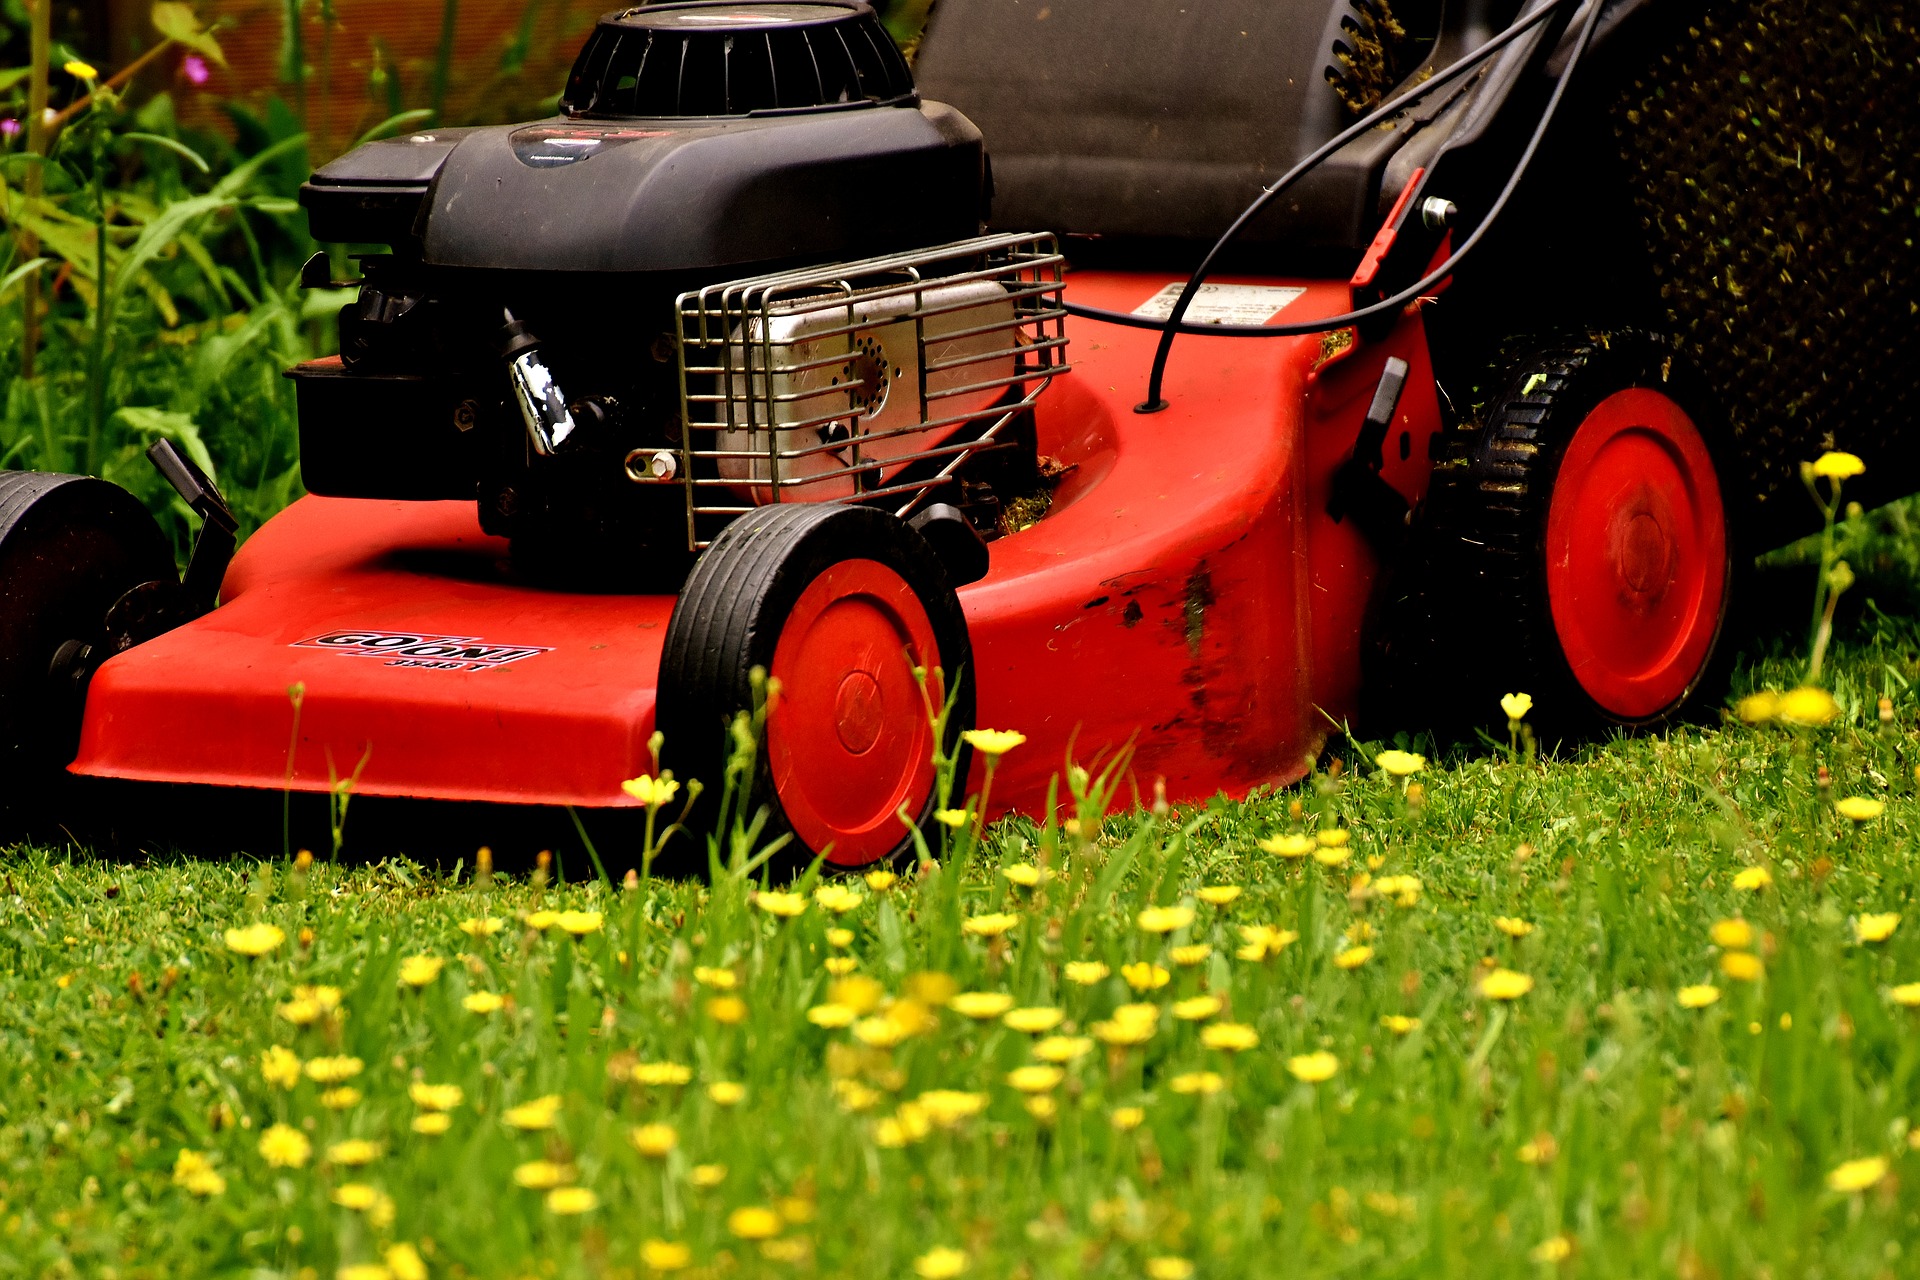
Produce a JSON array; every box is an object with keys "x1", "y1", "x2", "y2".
[
  {"x1": 625, "y1": 448, "x2": 678, "y2": 483},
  {"x1": 1420, "y1": 197, "x2": 1458, "y2": 230},
  {"x1": 453, "y1": 400, "x2": 478, "y2": 433}
]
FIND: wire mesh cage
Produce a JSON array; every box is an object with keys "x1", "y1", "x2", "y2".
[{"x1": 674, "y1": 232, "x2": 1069, "y2": 549}]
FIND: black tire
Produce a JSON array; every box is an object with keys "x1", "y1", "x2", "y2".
[
  {"x1": 1383, "y1": 333, "x2": 1740, "y2": 739},
  {"x1": 656, "y1": 504, "x2": 975, "y2": 874},
  {"x1": 0, "y1": 472, "x2": 175, "y2": 818}
]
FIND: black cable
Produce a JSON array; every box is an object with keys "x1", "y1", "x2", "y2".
[{"x1": 1059, "y1": 0, "x2": 1603, "y2": 411}]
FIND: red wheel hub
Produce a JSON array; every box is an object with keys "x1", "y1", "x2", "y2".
[
  {"x1": 1545, "y1": 387, "x2": 1727, "y2": 719},
  {"x1": 766, "y1": 558, "x2": 942, "y2": 866}
]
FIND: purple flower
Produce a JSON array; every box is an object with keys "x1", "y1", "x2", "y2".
[
  {"x1": 183, "y1": 54, "x2": 209, "y2": 86},
  {"x1": 0, "y1": 119, "x2": 18, "y2": 137}
]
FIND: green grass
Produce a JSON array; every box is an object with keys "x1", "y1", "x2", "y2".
[{"x1": 7, "y1": 541, "x2": 1920, "y2": 1280}]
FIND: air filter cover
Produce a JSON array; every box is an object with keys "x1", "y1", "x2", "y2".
[{"x1": 563, "y1": 1, "x2": 914, "y2": 118}]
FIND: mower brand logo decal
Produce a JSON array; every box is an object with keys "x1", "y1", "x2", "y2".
[
  {"x1": 294, "y1": 630, "x2": 551, "y2": 672},
  {"x1": 1132, "y1": 283, "x2": 1307, "y2": 327}
]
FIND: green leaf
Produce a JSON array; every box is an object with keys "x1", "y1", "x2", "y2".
[
  {"x1": 354, "y1": 109, "x2": 434, "y2": 147},
  {"x1": 117, "y1": 131, "x2": 212, "y2": 175},
  {"x1": 0, "y1": 256, "x2": 51, "y2": 303},
  {"x1": 112, "y1": 406, "x2": 217, "y2": 483},
  {"x1": 150, "y1": 2, "x2": 228, "y2": 67}
]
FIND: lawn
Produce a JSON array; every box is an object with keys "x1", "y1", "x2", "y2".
[{"x1": 6, "y1": 518, "x2": 1920, "y2": 1280}]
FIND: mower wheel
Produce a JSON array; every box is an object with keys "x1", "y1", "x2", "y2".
[
  {"x1": 656, "y1": 504, "x2": 974, "y2": 872},
  {"x1": 0, "y1": 472, "x2": 175, "y2": 817},
  {"x1": 1409, "y1": 333, "x2": 1737, "y2": 734}
]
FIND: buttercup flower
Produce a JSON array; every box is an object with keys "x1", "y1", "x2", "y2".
[
  {"x1": 1316, "y1": 828, "x2": 1351, "y2": 848},
  {"x1": 305, "y1": 1055, "x2": 364, "y2": 1084},
  {"x1": 631, "y1": 1124, "x2": 678, "y2": 1157},
  {"x1": 172, "y1": 1149, "x2": 225, "y2": 1196},
  {"x1": 398, "y1": 955, "x2": 444, "y2": 987},
  {"x1": 1003, "y1": 1006, "x2": 1064, "y2": 1033},
  {"x1": 950, "y1": 991, "x2": 1015, "y2": 1019},
  {"x1": 64, "y1": 59, "x2": 98, "y2": 79},
  {"x1": 864, "y1": 870, "x2": 897, "y2": 891},
  {"x1": 690, "y1": 1164, "x2": 727, "y2": 1187},
  {"x1": 504, "y1": 1094, "x2": 563, "y2": 1130},
  {"x1": 730, "y1": 1205, "x2": 783, "y2": 1239},
  {"x1": 1334, "y1": 945, "x2": 1373, "y2": 970},
  {"x1": 1201, "y1": 1022, "x2": 1259, "y2": 1051},
  {"x1": 1136, "y1": 905, "x2": 1195, "y2": 934},
  {"x1": 261, "y1": 1045, "x2": 301, "y2": 1090},
  {"x1": 632, "y1": 1062, "x2": 693, "y2": 1086},
  {"x1": 694, "y1": 966, "x2": 737, "y2": 989},
  {"x1": 459, "y1": 916, "x2": 505, "y2": 937},
  {"x1": 1007, "y1": 1065, "x2": 1063, "y2": 1093},
  {"x1": 1375, "y1": 749, "x2": 1425, "y2": 777},
  {"x1": 1092, "y1": 1003, "x2": 1159, "y2": 1045},
  {"x1": 1033, "y1": 1035, "x2": 1094, "y2": 1062},
  {"x1": 962, "y1": 912, "x2": 1021, "y2": 938},
  {"x1": 1721, "y1": 952, "x2": 1765, "y2": 982},
  {"x1": 258, "y1": 1124, "x2": 311, "y2": 1168},
  {"x1": 1147, "y1": 1260, "x2": 1195, "y2": 1280},
  {"x1": 1172, "y1": 994, "x2": 1223, "y2": 1021},
  {"x1": 1169, "y1": 1071, "x2": 1223, "y2": 1095},
  {"x1": 961, "y1": 728, "x2": 1026, "y2": 756},
  {"x1": 1235, "y1": 925, "x2": 1298, "y2": 961},
  {"x1": 513, "y1": 1160, "x2": 576, "y2": 1189},
  {"x1": 1197, "y1": 884, "x2": 1242, "y2": 906},
  {"x1": 935, "y1": 808, "x2": 970, "y2": 829},
  {"x1": 1677, "y1": 984, "x2": 1720, "y2": 1009},
  {"x1": 332, "y1": 1183, "x2": 379, "y2": 1209},
  {"x1": 387, "y1": 1245, "x2": 427, "y2": 1280},
  {"x1": 707, "y1": 1081, "x2": 745, "y2": 1106},
  {"x1": 755, "y1": 891, "x2": 807, "y2": 918},
  {"x1": 327, "y1": 1138, "x2": 381, "y2": 1166},
  {"x1": 1494, "y1": 917, "x2": 1534, "y2": 938},
  {"x1": 1734, "y1": 690, "x2": 1779, "y2": 723},
  {"x1": 826, "y1": 928, "x2": 854, "y2": 948},
  {"x1": 1380, "y1": 1014, "x2": 1421, "y2": 1035},
  {"x1": 807, "y1": 1003, "x2": 857, "y2": 1028},
  {"x1": 1710, "y1": 919, "x2": 1754, "y2": 949},
  {"x1": 464, "y1": 990, "x2": 505, "y2": 1014},
  {"x1": 1827, "y1": 1155, "x2": 1888, "y2": 1192},
  {"x1": 1001, "y1": 863, "x2": 1050, "y2": 888},
  {"x1": 1259, "y1": 833, "x2": 1317, "y2": 859},
  {"x1": 411, "y1": 1113, "x2": 452, "y2": 1135},
  {"x1": 706, "y1": 996, "x2": 748, "y2": 1024},
  {"x1": 1480, "y1": 969, "x2": 1534, "y2": 1000},
  {"x1": 642, "y1": 1240, "x2": 693, "y2": 1271},
  {"x1": 1856, "y1": 913, "x2": 1901, "y2": 944},
  {"x1": 224, "y1": 923, "x2": 285, "y2": 956},
  {"x1": 1169, "y1": 943, "x2": 1212, "y2": 966},
  {"x1": 813, "y1": 884, "x2": 863, "y2": 913},
  {"x1": 1064, "y1": 961, "x2": 1111, "y2": 985},
  {"x1": 1812, "y1": 450, "x2": 1865, "y2": 479},
  {"x1": 556, "y1": 910, "x2": 603, "y2": 937},
  {"x1": 622, "y1": 774, "x2": 680, "y2": 806},
  {"x1": 1733, "y1": 866, "x2": 1774, "y2": 892},
  {"x1": 1836, "y1": 796, "x2": 1885, "y2": 821},
  {"x1": 1891, "y1": 982, "x2": 1920, "y2": 1008},
  {"x1": 914, "y1": 1246, "x2": 969, "y2": 1278},
  {"x1": 1501, "y1": 692, "x2": 1533, "y2": 722},
  {"x1": 1530, "y1": 1237, "x2": 1573, "y2": 1264},
  {"x1": 1313, "y1": 843, "x2": 1351, "y2": 867},
  {"x1": 320, "y1": 1086, "x2": 362, "y2": 1110},
  {"x1": 1287, "y1": 1051, "x2": 1339, "y2": 1083},
  {"x1": 526, "y1": 910, "x2": 561, "y2": 930}
]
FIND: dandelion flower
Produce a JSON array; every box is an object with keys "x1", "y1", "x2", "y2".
[
  {"x1": 464, "y1": 990, "x2": 506, "y2": 1014},
  {"x1": 1201, "y1": 1022, "x2": 1259, "y2": 1051},
  {"x1": 643, "y1": 1240, "x2": 693, "y2": 1271},
  {"x1": 693, "y1": 966, "x2": 737, "y2": 989},
  {"x1": 1000, "y1": 863, "x2": 1050, "y2": 888},
  {"x1": 1146, "y1": 1260, "x2": 1194, "y2": 1280},
  {"x1": 1033, "y1": 1035, "x2": 1094, "y2": 1063},
  {"x1": 830, "y1": 974, "x2": 886, "y2": 1012},
  {"x1": 1677, "y1": 984, "x2": 1720, "y2": 1009},
  {"x1": 1494, "y1": 917, "x2": 1534, "y2": 938},
  {"x1": 1313, "y1": 843, "x2": 1351, "y2": 867},
  {"x1": 935, "y1": 808, "x2": 970, "y2": 829},
  {"x1": 917, "y1": 1090, "x2": 988, "y2": 1127},
  {"x1": 1856, "y1": 913, "x2": 1901, "y2": 944},
  {"x1": 1197, "y1": 884, "x2": 1242, "y2": 906},
  {"x1": 398, "y1": 955, "x2": 444, "y2": 987},
  {"x1": 813, "y1": 884, "x2": 863, "y2": 913},
  {"x1": 1812, "y1": 450, "x2": 1865, "y2": 479},
  {"x1": 411, "y1": 1113, "x2": 451, "y2": 1135},
  {"x1": 1334, "y1": 945, "x2": 1373, "y2": 970},
  {"x1": 1721, "y1": 952, "x2": 1765, "y2": 982},
  {"x1": 1003, "y1": 1006, "x2": 1064, "y2": 1033},
  {"x1": 1172, "y1": 994, "x2": 1223, "y2": 1021},
  {"x1": 224, "y1": 923, "x2": 285, "y2": 956},
  {"x1": 260, "y1": 1045, "x2": 301, "y2": 1090},
  {"x1": 1136, "y1": 905, "x2": 1195, "y2": 934},
  {"x1": 1169, "y1": 1071, "x2": 1224, "y2": 1095},
  {"x1": 1092, "y1": 1010, "x2": 1157, "y2": 1046},
  {"x1": 338, "y1": 1266, "x2": 389, "y2": 1280},
  {"x1": 865, "y1": 870, "x2": 897, "y2": 891},
  {"x1": 1733, "y1": 866, "x2": 1773, "y2": 892},
  {"x1": 1260, "y1": 833, "x2": 1317, "y2": 859},
  {"x1": 950, "y1": 991, "x2": 1015, "y2": 1019},
  {"x1": 631, "y1": 1123, "x2": 678, "y2": 1157},
  {"x1": 327, "y1": 1139, "x2": 381, "y2": 1166},
  {"x1": 1006, "y1": 1065, "x2": 1063, "y2": 1093},
  {"x1": 258, "y1": 1124, "x2": 311, "y2": 1168},
  {"x1": 459, "y1": 916, "x2": 505, "y2": 938},
  {"x1": 691, "y1": 1163, "x2": 728, "y2": 1188},
  {"x1": 1836, "y1": 796, "x2": 1885, "y2": 822},
  {"x1": 1827, "y1": 1156, "x2": 1888, "y2": 1192},
  {"x1": 1479, "y1": 969, "x2": 1534, "y2": 1001},
  {"x1": 1501, "y1": 692, "x2": 1533, "y2": 722},
  {"x1": 1287, "y1": 1051, "x2": 1339, "y2": 1083},
  {"x1": 513, "y1": 1160, "x2": 576, "y2": 1189},
  {"x1": 1121, "y1": 961, "x2": 1170, "y2": 991},
  {"x1": 386, "y1": 1244, "x2": 427, "y2": 1280},
  {"x1": 961, "y1": 728, "x2": 1026, "y2": 756},
  {"x1": 1169, "y1": 943, "x2": 1212, "y2": 966},
  {"x1": 305, "y1": 1055, "x2": 364, "y2": 1084},
  {"x1": 914, "y1": 1246, "x2": 969, "y2": 1278},
  {"x1": 409, "y1": 1082, "x2": 463, "y2": 1112},
  {"x1": 556, "y1": 910, "x2": 604, "y2": 937},
  {"x1": 962, "y1": 912, "x2": 1021, "y2": 938},
  {"x1": 755, "y1": 891, "x2": 808, "y2": 918},
  {"x1": 1734, "y1": 690, "x2": 1778, "y2": 724},
  {"x1": 1776, "y1": 686, "x2": 1839, "y2": 726},
  {"x1": 1890, "y1": 982, "x2": 1920, "y2": 1008},
  {"x1": 621, "y1": 775, "x2": 680, "y2": 806},
  {"x1": 807, "y1": 1003, "x2": 857, "y2": 1028},
  {"x1": 333, "y1": 1183, "x2": 379, "y2": 1209},
  {"x1": 1317, "y1": 828, "x2": 1351, "y2": 848},
  {"x1": 503, "y1": 1095, "x2": 563, "y2": 1130},
  {"x1": 709, "y1": 1082, "x2": 747, "y2": 1107},
  {"x1": 826, "y1": 928, "x2": 854, "y2": 948},
  {"x1": 526, "y1": 910, "x2": 561, "y2": 930},
  {"x1": 63, "y1": 59, "x2": 98, "y2": 79},
  {"x1": 1063, "y1": 960, "x2": 1110, "y2": 985},
  {"x1": 1375, "y1": 749, "x2": 1425, "y2": 777},
  {"x1": 728, "y1": 1205, "x2": 784, "y2": 1240},
  {"x1": 632, "y1": 1062, "x2": 693, "y2": 1086},
  {"x1": 853, "y1": 1017, "x2": 907, "y2": 1048},
  {"x1": 320, "y1": 1087, "x2": 362, "y2": 1110},
  {"x1": 1235, "y1": 925, "x2": 1298, "y2": 961},
  {"x1": 1710, "y1": 918, "x2": 1754, "y2": 949},
  {"x1": 706, "y1": 995, "x2": 748, "y2": 1024},
  {"x1": 1529, "y1": 1236, "x2": 1573, "y2": 1264},
  {"x1": 1380, "y1": 1014, "x2": 1421, "y2": 1035},
  {"x1": 172, "y1": 1149, "x2": 225, "y2": 1197},
  {"x1": 834, "y1": 1079, "x2": 882, "y2": 1112},
  {"x1": 276, "y1": 996, "x2": 324, "y2": 1026},
  {"x1": 1110, "y1": 1106, "x2": 1147, "y2": 1131}
]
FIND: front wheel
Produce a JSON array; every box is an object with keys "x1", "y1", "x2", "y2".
[{"x1": 656, "y1": 504, "x2": 974, "y2": 872}]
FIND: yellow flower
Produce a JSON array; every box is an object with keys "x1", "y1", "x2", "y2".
[
  {"x1": 1003, "y1": 1006, "x2": 1064, "y2": 1033},
  {"x1": 914, "y1": 1246, "x2": 970, "y2": 1279},
  {"x1": 258, "y1": 1124, "x2": 311, "y2": 1168},
  {"x1": 320, "y1": 1086, "x2": 363, "y2": 1110},
  {"x1": 1734, "y1": 690, "x2": 1779, "y2": 724},
  {"x1": 729, "y1": 1206, "x2": 783, "y2": 1239},
  {"x1": 1334, "y1": 945, "x2": 1373, "y2": 970},
  {"x1": 510, "y1": 1160, "x2": 573, "y2": 1190},
  {"x1": 1312, "y1": 843, "x2": 1351, "y2": 867},
  {"x1": 632, "y1": 1061, "x2": 693, "y2": 1086},
  {"x1": 409, "y1": 1082, "x2": 463, "y2": 1112},
  {"x1": 935, "y1": 808, "x2": 970, "y2": 829},
  {"x1": 813, "y1": 884, "x2": 864, "y2": 913},
  {"x1": 1856, "y1": 913, "x2": 1902, "y2": 944},
  {"x1": 459, "y1": 916, "x2": 505, "y2": 938},
  {"x1": 754, "y1": 891, "x2": 808, "y2": 918},
  {"x1": 305, "y1": 1055, "x2": 364, "y2": 1084},
  {"x1": 1025, "y1": 1094, "x2": 1058, "y2": 1121},
  {"x1": 853, "y1": 1017, "x2": 908, "y2": 1047},
  {"x1": 864, "y1": 870, "x2": 897, "y2": 891},
  {"x1": 463, "y1": 990, "x2": 506, "y2": 1014},
  {"x1": 1121, "y1": 961, "x2": 1170, "y2": 991},
  {"x1": 1317, "y1": 828, "x2": 1351, "y2": 848},
  {"x1": 1494, "y1": 917, "x2": 1534, "y2": 938},
  {"x1": 1733, "y1": 866, "x2": 1774, "y2": 892},
  {"x1": 1380, "y1": 1014, "x2": 1421, "y2": 1035},
  {"x1": 1110, "y1": 1106, "x2": 1147, "y2": 1131},
  {"x1": 261, "y1": 1045, "x2": 302, "y2": 1090},
  {"x1": 411, "y1": 1113, "x2": 452, "y2": 1135},
  {"x1": 1033, "y1": 1034, "x2": 1094, "y2": 1063},
  {"x1": 1480, "y1": 969, "x2": 1534, "y2": 1000},
  {"x1": 949, "y1": 991, "x2": 1014, "y2": 1020},
  {"x1": 807, "y1": 1003, "x2": 858, "y2": 1028},
  {"x1": 822, "y1": 958, "x2": 856, "y2": 976},
  {"x1": 1169, "y1": 1071, "x2": 1224, "y2": 1095},
  {"x1": 1373, "y1": 874, "x2": 1422, "y2": 901},
  {"x1": 1136, "y1": 905, "x2": 1195, "y2": 934},
  {"x1": 546, "y1": 1185, "x2": 598, "y2": 1213},
  {"x1": 276, "y1": 996, "x2": 324, "y2": 1026},
  {"x1": 622, "y1": 774, "x2": 680, "y2": 806},
  {"x1": 338, "y1": 1266, "x2": 390, "y2": 1280},
  {"x1": 833, "y1": 1079, "x2": 882, "y2": 1112},
  {"x1": 1147, "y1": 1260, "x2": 1195, "y2": 1280},
  {"x1": 1260, "y1": 833, "x2": 1317, "y2": 859},
  {"x1": 526, "y1": 909, "x2": 561, "y2": 930},
  {"x1": 1890, "y1": 982, "x2": 1920, "y2": 1008},
  {"x1": 1000, "y1": 863, "x2": 1051, "y2": 888},
  {"x1": 690, "y1": 1163, "x2": 727, "y2": 1187},
  {"x1": 556, "y1": 910, "x2": 603, "y2": 937},
  {"x1": 1235, "y1": 925, "x2": 1299, "y2": 962},
  {"x1": 1287, "y1": 1051, "x2": 1339, "y2": 1083},
  {"x1": 1835, "y1": 795, "x2": 1885, "y2": 822},
  {"x1": 693, "y1": 966, "x2": 737, "y2": 989},
  {"x1": 1201, "y1": 1022, "x2": 1259, "y2": 1052},
  {"x1": 1529, "y1": 1236, "x2": 1573, "y2": 1264},
  {"x1": 1092, "y1": 1010, "x2": 1157, "y2": 1046},
  {"x1": 172, "y1": 1149, "x2": 225, "y2": 1197},
  {"x1": 63, "y1": 59, "x2": 98, "y2": 79},
  {"x1": 961, "y1": 728, "x2": 1026, "y2": 756},
  {"x1": 1172, "y1": 994, "x2": 1223, "y2": 1021},
  {"x1": 332, "y1": 1182, "x2": 379, "y2": 1210},
  {"x1": 631, "y1": 1124, "x2": 678, "y2": 1157},
  {"x1": 327, "y1": 1139, "x2": 381, "y2": 1167},
  {"x1": 1064, "y1": 961, "x2": 1111, "y2": 985},
  {"x1": 1375, "y1": 749, "x2": 1425, "y2": 777},
  {"x1": 1812, "y1": 450, "x2": 1865, "y2": 479},
  {"x1": 1677, "y1": 984, "x2": 1720, "y2": 1009},
  {"x1": 398, "y1": 955, "x2": 444, "y2": 987},
  {"x1": 875, "y1": 1103, "x2": 932, "y2": 1148},
  {"x1": 1197, "y1": 884, "x2": 1242, "y2": 906},
  {"x1": 1776, "y1": 685, "x2": 1838, "y2": 726},
  {"x1": 386, "y1": 1244, "x2": 427, "y2": 1280},
  {"x1": 707, "y1": 1080, "x2": 746, "y2": 1106},
  {"x1": 1501, "y1": 692, "x2": 1533, "y2": 722},
  {"x1": 642, "y1": 1240, "x2": 693, "y2": 1272},
  {"x1": 503, "y1": 1094, "x2": 563, "y2": 1130},
  {"x1": 1827, "y1": 1155, "x2": 1888, "y2": 1192},
  {"x1": 917, "y1": 1090, "x2": 988, "y2": 1127},
  {"x1": 706, "y1": 995, "x2": 748, "y2": 1024},
  {"x1": 1007, "y1": 1064, "x2": 1064, "y2": 1093},
  {"x1": 1721, "y1": 952, "x2": 1765, "y2": 982},
  {"x1": 1710, "y1": 918, "x2": 1754, "y2": 949},
  {"x1": 962, "y1": 912, "x2": 1021, "y2": 938},
  {"x1": 224, "y1": 923, "x2": 285, "y2": 956},
  {"x1": 1169, "y1": 943, "x2": 1212, "y2": 966}
]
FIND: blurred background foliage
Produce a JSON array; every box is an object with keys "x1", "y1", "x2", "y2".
[{"x1": 0, "y1": 0, "x2": 937, "y2": 559}]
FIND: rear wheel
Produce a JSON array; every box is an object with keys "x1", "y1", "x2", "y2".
[
  {"x1": 0, "y1": 473, "x2": 175, "y2": 817},
  {"x1": 657, "y1": 504, "x2": 974, "y2": 872}
]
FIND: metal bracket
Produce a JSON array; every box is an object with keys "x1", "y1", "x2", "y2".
[
  {"x1": 1327, "y1": 357, "x2": 1413, "y2": 555},
  {"x1": 148, "y1": 439, "x2": 237, "y2": 619}
]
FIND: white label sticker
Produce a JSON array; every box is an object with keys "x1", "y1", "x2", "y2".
[{"x1": 1131, "y1": 283, "x2": 1307, "y2": 326}]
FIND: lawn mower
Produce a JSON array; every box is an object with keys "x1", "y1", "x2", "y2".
[{"x1": 2, "y1": 0, "x2": 1914, "y2": 868}]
